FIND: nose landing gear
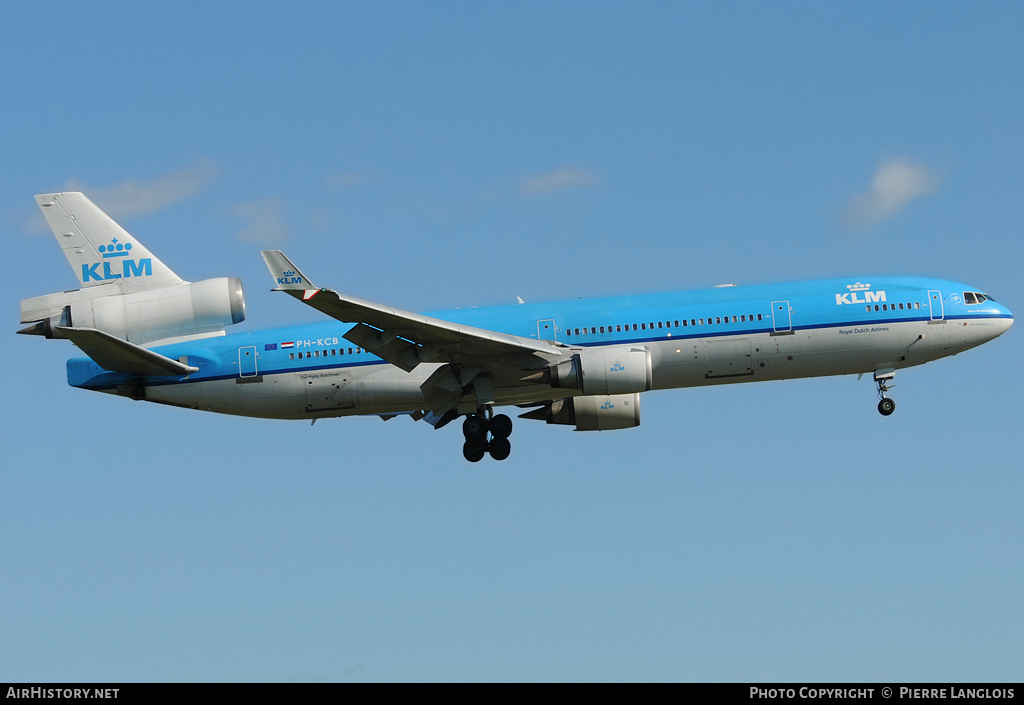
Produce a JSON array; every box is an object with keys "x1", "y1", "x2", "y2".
[
  {"x1": 461, "y1": 409, "x2": 514, "y2": 462},
  {"x1": 874, "y1": 368, "x2": 896, "y2": 416}
]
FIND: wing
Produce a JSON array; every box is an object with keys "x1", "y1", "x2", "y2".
[{"x1": 261, "y1": 250, "x2": 564, "y2": 414}]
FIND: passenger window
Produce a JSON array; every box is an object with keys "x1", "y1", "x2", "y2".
[
  {"x1": 657, "y1": 322, "x2": 663, "y2": 329},
  {"x1": 874, "y1": 305, "x2": 880, "y2": 312},
  {"x1": 641, "y1": 323, "x2": 647, "y2": 330},
  {"x1": 732, "y1": 316, "x2": 737, "y2": 323},
  {"x1": 674, "y1": 320, "x2": 680, "y2": 327},
  {"x1": 616, "y1": 325, "x2": 621, "y2": 332},
  {"x1": 306, "y1": 352, "x2": 312, "y2": 359},
  {"x1": 757, "y1": 314, "x2": 763, "y2": 321},
  {"x1": 632, "y1": 324, "x2": 638, "y2": 331},
  {"x1": 715, "y1": 317, "x2": 721, "y2": 324},
  {"x1": 866, "y1": 306, "x2": 871, "y2": 312},
  {"x1": 289, "y1": 353, "x2": 295, "y2": 360}
]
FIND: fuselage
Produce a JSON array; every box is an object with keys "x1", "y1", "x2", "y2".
[{"x1": 66, "y1": 276, "x2": 1013, "y2": 420}]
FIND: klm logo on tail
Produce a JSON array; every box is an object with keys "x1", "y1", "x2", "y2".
[{"x1": 81, "y1": 239, "x2": 152, "y2": 282}]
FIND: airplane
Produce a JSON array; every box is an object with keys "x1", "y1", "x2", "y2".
[{"x1": 19, "y1": 192, "x2": 1013, "y2": 462}]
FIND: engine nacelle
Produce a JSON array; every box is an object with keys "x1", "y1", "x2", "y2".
[
  {"x1": 520, "y1": 393, "x2": 641, "y2": 431},
  {"x1": 20, "y1": 277, "x2": 245, "y2": 345},
  {"x1": 547, "y1": 346, "x2": 652, "y2": 395}
]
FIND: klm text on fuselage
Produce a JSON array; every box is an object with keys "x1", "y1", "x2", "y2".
[{"x1": 835, "y1": 291, "x2": 886, "y2": 305}]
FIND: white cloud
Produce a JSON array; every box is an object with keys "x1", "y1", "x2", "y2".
[
  {"x1": 518, "y1": 167, "x2": 599, "y2": 196},
  {"x1": 839, "y1": 157, "x2": 941, "y2": 230},
  {"x1": 19, "y1": 161, "x2": 219, "y2": 234},
  {"x1": 232, "y1": 199, "x2": 290, "y2": 243},
  {"x1": 62, "y1": 160, "x2": 219, "y2": 220}
]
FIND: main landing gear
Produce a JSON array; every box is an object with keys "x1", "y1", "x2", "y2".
[
  {"x1": 874, "y1": 369, "x2": 896, "y2": 416},
  {"x1": 462, "y1": 409, "x2": 514, "y2": 462}
]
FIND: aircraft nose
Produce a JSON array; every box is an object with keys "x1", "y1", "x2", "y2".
[{"x1": 995, "y1": 303, "x2": 1013, "y2": 336}]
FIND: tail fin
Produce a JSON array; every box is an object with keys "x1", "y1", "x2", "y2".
[{"x1": 35, "y1": 192, "x2": 183, "y2": 292}]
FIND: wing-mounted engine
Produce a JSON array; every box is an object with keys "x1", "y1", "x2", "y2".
[
  {"x1": 20, "y1": 277, "x2": 245, "y2": 345},
  {"x1": 525, "y1": 345, "x2": 652, "y2": 395},
  {"x1": 520, "y1": 393, "x2": 641, "y2": 431}
]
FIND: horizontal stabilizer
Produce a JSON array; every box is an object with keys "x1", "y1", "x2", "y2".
[{"x1": 56, "y1": 326, "x2": 199, "y2": 377}]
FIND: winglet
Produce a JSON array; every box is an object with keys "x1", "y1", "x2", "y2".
[{"x1": 261, "y1": 250, "x2": 317, "y2": 291}]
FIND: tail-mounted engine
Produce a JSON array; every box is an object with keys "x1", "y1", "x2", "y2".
[{"x1": 19, "y1": 277, "x2": 246, "y2": 345}]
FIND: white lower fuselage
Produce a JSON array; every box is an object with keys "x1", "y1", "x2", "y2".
[{"x1": 137, "y1": 315, "x2": 1009, "y2": 421}]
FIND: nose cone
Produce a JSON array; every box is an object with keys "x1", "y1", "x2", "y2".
[
  {"x1": 995, "y1": 303, "x2": 1014, "y2": 336},
  {"x1": 980, "y1": 301, "x2": 1014, "y2": 343}
]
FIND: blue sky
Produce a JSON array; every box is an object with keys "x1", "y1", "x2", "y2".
[{"x1": 2, "y1": 2, "x2": 1021, "y2": 682}]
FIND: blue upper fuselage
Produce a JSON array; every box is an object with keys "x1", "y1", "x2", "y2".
[{"x1": 66, "y1": 275, "x2": 1013, "y2": 389}]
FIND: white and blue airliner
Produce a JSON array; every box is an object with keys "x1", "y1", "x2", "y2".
[{"x1": 19, "y1": 193, "x2": 1013, "y2": 461}]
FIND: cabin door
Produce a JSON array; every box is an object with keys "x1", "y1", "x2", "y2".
[
  {"x1": 928, "y1": 290, "x2": 944, "y2": 321},
  {"x1": 771, "y1": 301, "x2": 792, "y2": 332},
  {"x1": 537, "y1": 319, "x2": 557, "y2": 342},
  {"x1": 239, "y1": 346, "x2": 258, "y2": 377}
]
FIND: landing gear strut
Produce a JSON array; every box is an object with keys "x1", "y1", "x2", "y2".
[
  {"x1": 875, "y1": 369, "x2": 896, "y2": 416},
  {"x1": 461, "y1": 408, "x2": 513, "y2": 462}
]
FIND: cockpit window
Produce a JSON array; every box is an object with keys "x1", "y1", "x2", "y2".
[
  {"x1": 964, "y1": 292, "x2": 991, "y2": 305},
  {"x1": 964, "y1": 292, "x2": 977, "y2": 304}
]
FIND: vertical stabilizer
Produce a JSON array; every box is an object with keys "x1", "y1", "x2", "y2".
[{"x1": 35, "y1": 192, "x2": 183, "y2": 292}]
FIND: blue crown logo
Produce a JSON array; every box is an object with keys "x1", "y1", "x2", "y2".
[
  {"x1": 283, "y1": 270, "x2": 296, "y2": 277},
  {"x1": 847, "y1": 282, "x2": 871, "y2": 291},
  {"x1": 98, "y1": 238, "x2": 133, "y2": 258}
]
